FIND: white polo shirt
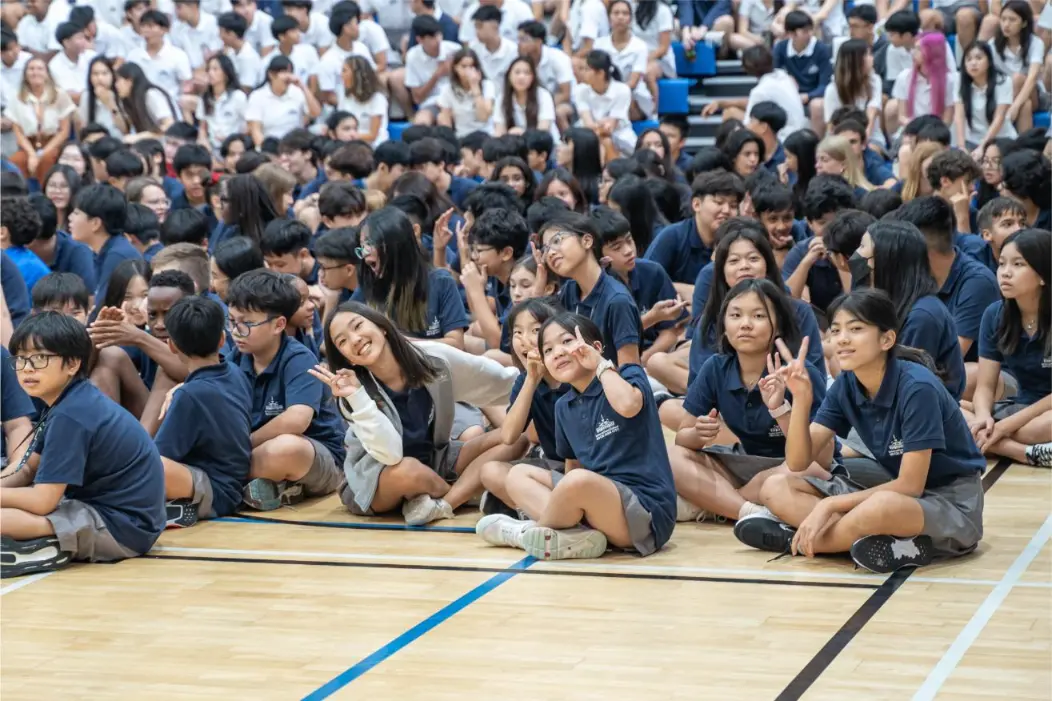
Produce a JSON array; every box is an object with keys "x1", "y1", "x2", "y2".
[
  {"x1": 227, "y1": 41, "x2": 264, "y2": 89},
  {"x1": 361, "y1": 0, "x2": 414, "y2": 37},
  {"x1": 93, "y1": 19, "x2": 133, "y2": 59},
  {"x1": 535, "y1": 45, "x2": 575, "y2": 97},
  {"x1": 17, "y1": 13, "x2": 59, "y2": 54},
  {"x1": 303, "y1": 13, "x2": 335, "y2": 51},
  {"x1": 48, "y1": 49, "x2": 96, "y2": 97},
  {"x1": 127, "y1": 42, "x2": 193, "y2": 106},
  {"x1": 568, "y1": 0, "x2": 609, "y2": 52},
  {"x1": 574, "y1": 79, "x2": 635, "y2": 154},
  {"x1": 245, "y1": 83, "x2": 309, "y2": 138},
  {"x1": 196, "y1": 88, "x2": 248, "y2": 150},
  {"x1": 954, "y1": 75, "x2": 1016, "y2": 146},
  {"x1": 458, "y1": 0, "x2": 535, "y2": 43},
  {"x1": 891, "y1": 66, "x2": 959, "y2": 122},
  {"x1": 632, "y1": 0, "x2": 675, "y2": 76},
  {"x1": 494, "y1": 85, "x2": 560, "y2": 142},
  {"x1": 438, "y1": 79, "x2": 496, "y2": 137},
  {"x1": 281, "y1": 43, "x2": 321, "y2": 85},
  {"x1": 0, "y1": 51, "x2": 31, "y2": 98},
  {"x1": 202, "y1": 0, "x2": 233, "y2": 13},
  {"x1": 359, "y1": 19, "x2": 393, "y2": 67},
  {"x1": 744, "y1": 69, "x2": 810, "y2": 141},
  {"x1": 244, "y1": 11, "x2": 277, "y2": 55},
  {"x1": 405, "y1": 40, "x2": 461, "y2": 108},
  {"x1": 315, "y1": 40, "x2": 376, "y2": 93},
  {"x1": 86, "y1": 0, "x2": 124, "y2": 29},
  {"x1": 593, "y1": 35, "x2": 653, "y2": 116},
  {"x1": 337, "y1": 90, "x2": 389, "y2": 146},
  {"x1": 171, "y1": 13, "x2": 223, "y2": 69},
  {"x1": 471, "y1": 37, "x2": 517, "y2": 84}
]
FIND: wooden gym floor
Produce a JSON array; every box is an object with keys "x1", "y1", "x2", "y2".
[{"x1": 2, "y1": 458, "x2": 1049, "y2": 700}]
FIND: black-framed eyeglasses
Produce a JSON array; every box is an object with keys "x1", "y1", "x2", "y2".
[
  {"x1": 469, "y1": 244, "x2": 496, "y2": 256},
  {"x1": 319, "y1": 262, "x2": 348, "y2": 271},
  {"x1": 227, "y1": 316, "x2": 278, "y2": 338},
  {"x1": 13, "y1": 353, "x2": 60, "y2": 371}
]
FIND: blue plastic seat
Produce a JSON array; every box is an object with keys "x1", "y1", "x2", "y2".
[
  {"x1": 1035, "y1": 112, "x2": 1051, "y2": 129},
  {"x1": 389, "y1": 121, "x2": 410, "y2": 142},
  {"x1": 672, "y1": 41, "x2": 716, "y2": 77},
  {"x1": 657, "y1": 78, "x2": 692, "y2": 115},
  {"x1": 633, "y1": 119, "x2": 660, "y2": 136}
]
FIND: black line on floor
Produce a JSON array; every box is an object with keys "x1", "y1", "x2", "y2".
[
  {"x1": 773, "y1": 457, "x2": 1011, "y2": 701},
  {"x1": 142, "y1": 554, "x2": 880, "y2": 590}
]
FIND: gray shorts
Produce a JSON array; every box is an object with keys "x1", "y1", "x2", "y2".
[
  {"x1": 45, "y1": 499, "x2": 139, "y2": 562},
  {"x1": 552, "y1": 471, "x2": 657, "y2": 556},
  {"x1": 341, "y1": 440, "x2": 464, "y2": 516},
  {"x1": 992, "y1": 399, "x2": 1028, "y2": 421},
  {"x1": 701, "y1": 444, "x2": 784, "y2": 485},
  {"x1": 299, "y1": 437, "x2": 344, "y2": 497},
  {"x1": 802, "y1": 471, "x2": 984, "y2": 558},
  {"x1": 185, "y1": 465, "x2": 217, "y2": 519},
  {"x1": 452, "y1": 402, "x2": 485, "y2": 440},
  {"x1": 938, "y1": 0, "x2": 981, "y2": 34},
  {"x1": 841, "y1": 456, "x2": 896, "y2": 489},
  {"x1": 515, "y1": 456, "x2": 565, "y2": 472}
]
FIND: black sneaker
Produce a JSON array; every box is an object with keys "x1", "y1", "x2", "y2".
[
  {"x1": 850, "y1": 534, "x2": 934, "y2": 574},
  {"x1": 479, "y1": 490, "x2": 519, "y2": 518},
  {"x1": 0, "y1": 535, "x2": 72, "y2": 579},
  {"x1": 1025, "y1": 443, "x2": 1052, "y2": 468},
  {"x1": 733, "y1": 512, "x2": 796, "y2": 553},
  {"x1": 165, "y1": 499, "x2": 199, "y2": 529}
]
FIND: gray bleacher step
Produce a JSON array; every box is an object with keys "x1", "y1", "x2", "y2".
[
  {"x1": 687, "y1": 114, "x2": 723, "y2": 138},
  {"x1": 716, "y1": 59, "x2": 745, "y2": 75},
  {"x1": 684, "y1": 136, "x2": 716, "y2": 150},
  {"x1": 688, "y1": 94, "x2": 720, "y2": 109},
  {"x1": 700, "y1": 74, "x2": 758, "y2": 97}
]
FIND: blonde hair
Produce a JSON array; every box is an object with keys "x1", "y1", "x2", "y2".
[
  {"x1": 19, "y1": 57, "x2": 60, "y2": 105},
  {"x1": 901, "y1": 141, "x2": 947, "y2": 202},
  {"x1": 253, "y1": 163, "x2": 296, "y2": 211},
  {"x1": 818, "y1": 135, "x2": 874, "y2": 192},
  {"x1": 364, "y1": 189, "x2": 386, "y2": 212}
]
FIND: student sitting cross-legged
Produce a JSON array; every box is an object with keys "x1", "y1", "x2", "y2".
[
  {"x1": 478, "y1": 312, "x2": 676, "y2": 560},
  {"x1": 735, "y1": 289, "x2": 986, "y2": 574},
  {"x1": 226, "y1": 269, "x2": 347, "y2": 511},
  {"x1": 0, "y1": 312, "x2": 166, "y2": 579},
  {"x1": 669, "y1": 279, "x2": 834, "y2": 525},
  {"x1": 154, "y1": 296, "x2": 253, "y2": 528},
  {"x1": 313, "y1": 302, "x2": 526, "y2": 526}
]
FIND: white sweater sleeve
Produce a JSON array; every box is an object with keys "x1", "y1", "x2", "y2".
[
  {"x1": 338, "y1": 385, "x2": 403, "y2": 466},
  {"x1": 415, "y1": 341, "x2": 520, "y2": 407}
]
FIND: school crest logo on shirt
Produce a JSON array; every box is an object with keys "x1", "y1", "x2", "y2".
[
  {"x1": 426, "y1": 317, "x2": 441, "y2": 337},
  {"x1": 595, "y1": 415, "x2": 619, "y2": 441},
  {"x1": 887, "y1": 436, "x2": 904, "y2": 457},
  {"x1": 1042, "y1": 355, "x2": 1052, "y2": 369},
  {"x1": 768, "y1": 424, "x2": 784, "y2": 438},
  {"x1": 264, "y1": 397, "x2": 284, "y2": 416}
]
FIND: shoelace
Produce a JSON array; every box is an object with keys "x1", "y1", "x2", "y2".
[
  {"x1": 765, "y1": 528, "x2": 795, "y2": 563},
  {"x1": 695, "y1": 511, "x2": 727, "y2": 524}
]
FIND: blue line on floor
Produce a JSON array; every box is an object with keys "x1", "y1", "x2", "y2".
[
  {"x1": 301, "y1": 555, "x2": 536, "y2": 700},
  {"x1": 214, "y1": 516, "x2": 476, "y2": 533}
]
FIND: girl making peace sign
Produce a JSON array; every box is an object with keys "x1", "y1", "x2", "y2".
[{"x1": 735, "y1": 289, "x2": 986, "y2": 574}]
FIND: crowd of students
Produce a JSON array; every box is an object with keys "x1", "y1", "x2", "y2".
[{"x1": 0, "y1": 0, "x2": 1049, "y2": 581}]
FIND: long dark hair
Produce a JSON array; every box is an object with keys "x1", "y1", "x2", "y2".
[
  {"x1": 827, "y1": 288, "x2": 937, "y2": 372},
  {"x1": 562, "y1": 127, "x2": 602, "y2": 204},
  {"x1": 722, "y1": 128, "x2": 766, "y2": 177},
  {"x1": 994, "y1": 0, "x2": 1035, "y2": 66},
  {"x1": 223, "y1": 174, "x2": 279, "y2": 244},
  {"x1": 505, "y1": 297, "x2": 562, "y2": 370},
  {"x1": 115, "y1": 62, "x2": 177, "y2": 133},
  {"x1": 324, "y1": 301, "x2": 439, "y2": 389},
  {"x1": 700, "y1": 219, "x2": 782, "y2": 339},
  {"x1": 202, "y1": 53, "x2": 239, "y2": 116},
  {"x1": 491, "y1": 156, "x2": 537, "y2": 207},
  {"x1": 501, "y1": 56, "x2": 539, "y2": 131},
  {"x1": 536, "y1": 168, "x2": 589, "y2": 213},
  {"x1": 869, "y1": 220, "x2": 938, "y2": 323},
  {"x1": 634, "y1": 0, "x2": 659, "y2": 29},
  {"x1": 94, "y1": 258, "x2": 151, "y2": 322},
  {"x1": 977, "y1": 137, "x2": 1015, "y2": 209},
  {"x1": 390, "y1": 170, "x2": 458, "y2": 223},
  {"x1": 959, "y1": 42, "x2": 1002, "y2": 133},
  {"x1": 634, "y1": 128, "x2": 679, "y2": 183},
  {"x1": 785, "y1": 129, "x2": 819, "y2": 212},
  {"x1": 834, "y1": 39, "x2": 872, "y2": 108},
  {"x1": 357, "y1": 207, "x2": 431, "y2": 334},
  {"x1": 607, "y1": 174, "x2": 666, "y2": 252},
  {"x1": 996, "y1": 228, "x2": 1051, "y2": 356},
  {"x1": 584, "y1": 49, "x2": 622, "y2": 83},
  {"x1": 449, "y1": 47, "x2": 485, "y2": 94},
  {"x1": 261, "y1": 55, "x2": 294, "y2": 92},
  {"x1": 84, "y1": 55, "x2": 115, "y2": 127},
  {"x1": 714, "y1": 278, "x2": 801, "y2": 356},
  {"x1": 41, "y1": 164, "x2": 82, "y2": 227},
  {"x1": 538, "y1": 311, "x2": 604, "y2": 354}
]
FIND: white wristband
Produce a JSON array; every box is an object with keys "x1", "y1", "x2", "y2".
[{"x1": 769, "y1": 401, "x2": 791, "y2": 418}]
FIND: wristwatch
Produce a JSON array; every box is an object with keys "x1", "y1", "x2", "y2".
[
  {"x1": 769, "y1": 402, "x2": 791, "y2": 418},
  {"x1": 595, "y1": 358, "x2": 616, "y2": 380}
]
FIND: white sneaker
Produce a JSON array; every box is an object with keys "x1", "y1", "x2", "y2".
[
  {"x1": 737, "y1": 502, "x2": 770, "y2": 520},
  {"x1": 402, "y1": 495, "x2": 454, "y2": 526},
  {"x1": 521, "y1": 526, "x2": 608, "y2": 560},
  {"x1": 476, "y1": 514, "x2": 534, "y2": 548},
  {"x1": 675, "y1": 495, "x2": 726, "y2": 523}
]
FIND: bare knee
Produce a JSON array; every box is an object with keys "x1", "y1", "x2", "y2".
[
  {"x1": 759, "y1": 472, "x2": 795, "y2": 506},
  {"x1": 252, "y1": 434, "x2": 314, "y2": 475},
  {"x1": 479, "y1": 460, "x2": 511, "y2": 490},
  {"x1": 551, "y1": 468, "x2": 597, "y2": 496}
]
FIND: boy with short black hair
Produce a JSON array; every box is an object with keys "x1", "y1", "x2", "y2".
[
  {"x1": 68, "y1": 183, "x2": 140, "y2": 300},
  {"x1": 313, "y1": 225, "x2": 359, "y2": 305},
  {"x1": 746, "y1": 101, "x2": 788, "y2": 172},
  {"x1": 458, "y1": 130, "x2": 488, "y2": 181},
  {"x1": 126, "y1": 9, "x2": 193, "y2": 107},
  {"x1": 1001, "y1": 150, "x2": 1052, "y2": 230},
  {"x1": 410, "y1": 136, "x2": 478, "y2": 209},
  {"x1": 124, "y1": 202, "x2": 164, "y2": 261},
  {"x1": 261, "y1": 219, "x2": 319, "y2": 284},
  {"x1": 225, "y1": 269, "x2": 346, "y2": 510},
  {"x1": 460, "y1": 208, "x2": 530, "y2": 352},
  {"x1": 659, "y1": 116, "x2": 691, "y2": 173},
  {"x1": 105, "y1": 149, "x2": 146, "y2": 191},
  {"x1": 155, "y1": 295, "x2": 252, "y2": 527},
  {"x1": 161, "y1": 207, "x2": 210, "y2": 248},
  {"x1": 405, "y1": 14, "x2": 461, "y2": 125},
  {"x1": 523, "y1": 129, "x2": 554, "y2": 178},
  {"x1": 832, "y1": 119, "x2": 895, "y2": 187},
  {"x1": 772, "y1": 11, "x2": 831, "y2": 133},
  {"x1": 327, "y1": 141, "x2": 375, "y2": 183},
  {"x1": 279, "y1": 128, "x2": 326, "y2": 200},
  {"x1": 317, "y1": 181, "x2": 368, "y2": 231},
  {"x1": 364, "y1": 140, "x2": 411, "y2": 192},
  {"x1": 0, "y1": 312, "x2": 165, "y2": 578},
  {"x1": 751, "y1": 182, "x2": 804, "y2": 262},
  {"x1": 31, "y1": 272, "x2": 92, "y2": 323},
  {"x1": 88, "y1": 136, "x2": 124, "y2": 182},
  {"x1": 977, "y1": 196, "x2": 1026, "y2": 262},
  {"x1": 927, "y1": 149, "x2": 982, "y2": 233},
  {"x1": 0, "y1": 196, "x2": 50, "y2": 291},
  {"x1": 218, "y1": 11, "x2": 263, "y2": 89},
  {"x1": 171, "y1": 143, "x2": 216, "y2": 230}
]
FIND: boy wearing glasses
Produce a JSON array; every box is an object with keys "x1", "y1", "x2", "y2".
[
  {"x1": 155, "y1": 296, "x2": 252, "y2": 528},
  {"x1": 0, "y1": 312, "x2": 165, "y2": 579},
  {"x1": 226, "y1": 270, "x2": 345, "y2": 511}
]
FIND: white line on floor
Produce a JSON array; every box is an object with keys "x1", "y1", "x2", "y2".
[
  {"x1": 150, "y1": 545, "x2": 1052, "y2": 588},
  {"x1": 0, "y1": 571, "x2": 53, "y2": 597},
  {"x1": 912, "y1": 514, "x2": 1052, "y2": 701}
]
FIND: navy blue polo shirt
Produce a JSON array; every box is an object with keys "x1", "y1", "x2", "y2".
[
  {"x1": 229, "y1": 335, "x2": 346, "y2": 465},
  {"x1": 780, "y1": 237, "x2": 843, "y2": 312},
  {"x1": 900, "y1": 295, "x2": 966, "y2": 400},
  {"x1": 955, "y1": 231, "x2": 996, "y2": 273},
  {"x1": 763, "y1": 142, "x2": 786, "y2": 174},
  {"x1": 937, "y1": 249, "x2": 1000, "y2": 362},
  {"x1": 557, "y1": 270, "x2": 643, "y2": 364},
  {"x1": 94, "y1": 234, "x2": 143, "y2": 302},
  {"x1": 675, "y1": 152, "x2": 692, "y2": 173},
  {"x1": 33, "y1": 379, "x2": 166, "y2": 554},
  {"x1": 378, "y1": 379, "x2": 435, "y2": 465},
  {"x1": 486, "y1": 276, "x2": 512, "y2": 321},
  {"x1": 688, "y1": 296, "x2": 826, "y2": 386},
  {"x1": 622, "y1": 259, "x2": 684, "y2": 350},
  {"x1": 421, "y1": 234, "x2": 459, "y2": 269},
  {"x1": 644, "y1": 217, "x2": 714, "y2": 285},
  {"x1": 351, "y1": 268, "x2": 468, "y2": 339},
  {"x1": 979, "y1": 301, "x2": 1052, "y2": 405},
  {"x1": 51, "y1": 231, "x2": 98, "y2": 292},
  {"x1": 123, "y1": 345, "x2": 159, "y2": 389},
  {"x1": 143, "y1": 241, "x2": 164, "y2": 263},
  {"x1": 295, "y1": 170, "x2": 327, "y2": 201},
  {"x1": 815, "y1": 356, "x2": 985, "y2": 487},
  {"x1": 208, "y1": 222, "x2": 240, "y2": 255},
  {"x1": 554, "y1": 364, "x2": 676, "y2": 549},
  {"x1": 684, "y1": 353, "x2": 827, "y2": 458},
  {"x1": 154, "y1": 362, "x2": 252, "y2": 517},
  {"x1": 304, "y1": 259, "x2": 321, "y2": 286},
  {"x1": 162, "y1": 176, "x2": 183, "y2": 201},
  {"x1": 1, "y1": 346, "x2": 35, "y2": 458},
  {"x1": 1, "y1": 252, "x2": 29, "y2": 328},
  {"x1": 1036, "y1": 209, "x2": 1051, "y2": 230},
  {"x1": 407, "y1": 10, "x2": 459, "y2": 47},
  {"x1": 509, "y1": 373, "x2": 570, "y2": 461},
  {"x1": 448, "y1": 176, "x2": 478, "y2": 211},
  {"x1": 863, "y1": 149, "x2": 894, "y2": 186}
]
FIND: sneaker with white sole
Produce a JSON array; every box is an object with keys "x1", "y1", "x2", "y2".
[
  {"x1": 1, "y1": 536, "x2": 72, "y2": 579},
  {"x1": 521, "y1": 525, "x2": 608, "y2": 560},
  {"x1": 733, "y1": 511, "x2": 796, "y2": 553},
  {"x1": 737, "y1": 502, "x2": 770, "y2": 520},
  {"x1": 850, "y1": 534, "x2": 934, "y2": 574},
  {"x1": 402, "y1": 494, "x2": 455, "y2": 526},
  {"x1": 165, "y1": 499, "x2": 199, "y2": 528},
  {"x1": 242, "y1": 479, "x2": 304, "y2": 511},
  {"x1": 1025, "y1": 442, "x2": 1052, "y2": 467},
  {"x1": 675, "y1": 495, "x2": 726, "y2": 523},
  {"x1": 476, "y1": 514, "x2": 535, "y2": 548}
]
